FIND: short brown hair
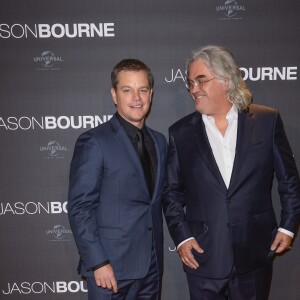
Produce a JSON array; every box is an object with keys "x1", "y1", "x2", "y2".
[{"x1": 111, "y1": 59, "x2": 154, "y2": 89}]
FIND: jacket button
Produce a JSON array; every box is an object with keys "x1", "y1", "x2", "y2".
[
  {"x1": 226, "y1": 198, "x2": 231, "y2": 203},
  {"x1": 227, "y1": 223, "x2": 231, "y2": 228},
  {"x1": 148, "y1": 227, "x2": 152, "y2": 231}
]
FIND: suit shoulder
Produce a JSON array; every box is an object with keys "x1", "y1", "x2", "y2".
[
  {"x1": 249, "y1": 103, "x2": 278, "y2": 116},
  {"x1": 247, "y1": 104, "x2": 282, "y2": 128},
  {"x1": 76, "y1": 118, "x2": 114, "y2": 141},
  {"x1": 148, "y1": 127, "x2": 167, "y2": 144},
  {"x1": 169, "y1": 112, "x2": 198, "y2": 132}
]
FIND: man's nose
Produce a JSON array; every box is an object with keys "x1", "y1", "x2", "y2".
[
  {"x1": 190, "y1": 83, "x2": 199, "y2": 93},
  {"x1": 132, "y1": 90, "x2": 141, "y2": 100}
]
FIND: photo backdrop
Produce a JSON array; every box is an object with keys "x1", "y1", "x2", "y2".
[{"x1": 1, "y1": 0, "x2": 300, "y2": 299}]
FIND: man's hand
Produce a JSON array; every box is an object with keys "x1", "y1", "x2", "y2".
[
  {"x1": 271, "y1": 231, "x2": 293, "y2": 253},
  {"x1": 94, "y1": 263, "x2": 118, "y2": 293},
  {"x1": 178, "y1": 239, "x2": 204, "y2": 269}
]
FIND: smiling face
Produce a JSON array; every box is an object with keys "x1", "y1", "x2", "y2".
[
  {"x1": 188, "y1": 59, "x2": 232, "y2": 117},
  {"x1": 111, "y1": 70, "x2": 152, "y2": 128}
]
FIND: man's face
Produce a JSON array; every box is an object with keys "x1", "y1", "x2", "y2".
[
  {"x1": 188, "y1": 59, "x2": 231, "y2": 117},
  {"x1": 111, "y1": 70, "x2": 152, "y2": 128}
]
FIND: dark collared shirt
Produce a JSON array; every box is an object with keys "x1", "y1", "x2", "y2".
[{"x1": 115, "y1": 112, "x2": 157, "y2": 185}]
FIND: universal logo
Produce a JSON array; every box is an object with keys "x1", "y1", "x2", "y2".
[
  {"x1": 46, "y1": 224, "x2": 72, "y2": 242},
  {"x1": 33, "y1": 51, "x2": 63, "y2": 71},
  {"x1": 40, "y1": 141, "x2": 68, "y2": 159},
  {"x1": 216, "y1": 0, "x2": 246, "y2": 20}
]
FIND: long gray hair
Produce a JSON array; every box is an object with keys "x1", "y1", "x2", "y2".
[{"x1": 186, "y1": 45, "x2": 252, "y2": 111}]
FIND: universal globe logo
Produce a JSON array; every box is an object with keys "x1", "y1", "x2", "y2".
[
  {"x1": 216, "y1": 0, "x2": 246, "y2": 19},
  {"x1": 47, "y1": 141, "x2": 64, "y2": 156},
  {"x1": 41, "y1": 51, "x2": 61, "y2": 67},
  {"x1": 33, "y1": 51, "x2": 63, "y2": 70},
  {"x1": 40, "y1": 141, "x2": 68, "y2": 159},
  {"x1": 46, "y1": 225, "x2": 72, "y2": 241}
]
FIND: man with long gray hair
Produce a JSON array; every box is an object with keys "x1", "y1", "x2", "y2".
[{"x1": 163, "y1": 45, "x2": 300, "y2": 299}]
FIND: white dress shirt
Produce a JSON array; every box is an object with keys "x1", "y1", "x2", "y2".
[
  {"x1": 177, "y1": 105, "x2": 293, "y2": 250},
  {"x1": 203, "y1": 104, "x2": 237, "y2": 189}
]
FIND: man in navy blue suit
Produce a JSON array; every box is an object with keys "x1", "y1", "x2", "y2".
[
  {"x1": 68, "y1": 59, "x2": 167, "y2": 300},
  {"x1": 163, "y1": 45, "x2": 300, "y2": 299}
]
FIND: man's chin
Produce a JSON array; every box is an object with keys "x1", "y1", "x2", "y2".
[{"x1": 195, "y1": 103, "x2": 205, "y2": 114}]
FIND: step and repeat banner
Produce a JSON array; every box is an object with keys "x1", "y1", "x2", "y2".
[{"x1": 1, "y1": 0, "x2": 300, "y2": 299}]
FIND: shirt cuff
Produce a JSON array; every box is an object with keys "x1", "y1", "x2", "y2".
[
  {"x1": 177, "y1": 237, "x2": 195, "y2": 251},
  {"x1": 278, "y1": 228, "x2": 294, "y2": 238}
]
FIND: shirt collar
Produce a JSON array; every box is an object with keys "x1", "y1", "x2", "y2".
[
  {"x1": 115, "y1": 112, "x2": 146, "y2": 139},
  {"x1": 202, "y1": 104, "x2": 238, "y2": 123},
  {"x1": 226, "y1": 105, "x2": 238, "y2": 121}
]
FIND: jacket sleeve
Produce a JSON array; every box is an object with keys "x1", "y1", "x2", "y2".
[
  {"x1": 162, "y1": 129, "x2": 193, "y2": 246},
  {"x1": 67, "y1": 132, "x2": 109, "y2": 270},
  {"x1": 273, "y1": 111, "x2": 300, "y2": 233}
]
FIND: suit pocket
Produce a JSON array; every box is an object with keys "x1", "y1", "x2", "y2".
[
  {"x1": 188, "y1": 221, "x2": 209, "y2": 261},
  {"x1": 189, "y1": 221, "x2": 209, "y2": 249},
  {"x1": 98, "y1": 227, "x2": 122, "y2": 239},
  {"x1": 188, "y1": 221, "x2": 208, "y2": 236},
  {"x1": 247, "y1": 141, "x2": 263, "y2": 152}
]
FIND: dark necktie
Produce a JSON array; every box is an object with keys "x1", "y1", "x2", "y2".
[{"x1": 136, "y1": 129, "x2": 153, "y2": 197}]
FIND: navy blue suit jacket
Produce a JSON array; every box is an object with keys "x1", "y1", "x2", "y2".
[
  {"x1": 163, "y1": 104, "x2": 300, "y2": 278},
  {"x1": 68, "y1": 115, "x2": 167, "y2": 280}
]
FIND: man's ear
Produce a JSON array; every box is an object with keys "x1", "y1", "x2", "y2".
[
  {"x1": 222, "y1": 78, "x2": 229, "y2": 86},
  {"x1": 221, "y1": 79, "x2": 229, "y2": 91},
  {"x1": 111, "y1": 87, "x2": 117, "y2": 105}
]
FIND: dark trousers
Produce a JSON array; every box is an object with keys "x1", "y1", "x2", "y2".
[
  {"x1": 186, "y1": 263, "x2": 273, "y2": 300},
  {"x1": 86, "y1": 245, "x2": 160, "y2": 300}
]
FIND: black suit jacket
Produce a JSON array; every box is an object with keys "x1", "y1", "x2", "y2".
[{"x1": 163, "y1": 104, "x2": 300, "y2": 278}]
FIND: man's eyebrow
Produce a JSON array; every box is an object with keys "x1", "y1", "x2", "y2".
[
  {"x1": 187, "y1": 74, "x2": 206, "y2": 80},
  {"x1": 120, "y1": 85, "x2": 149, "y2": 89},
  {"x1": 194, "y1": 74, "x2": 207, "y2": 79}
]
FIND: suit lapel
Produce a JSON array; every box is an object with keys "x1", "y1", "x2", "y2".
[
  {"x1": 228, "y1": 109, "x2": 254, "y2": 196},
  {"x1": 147, "y1": 127, "x2": 162, "y2": 202},
  {"x1": 192, "y1": 113, "x2": 227, "y2": 190}
]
